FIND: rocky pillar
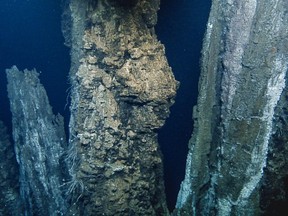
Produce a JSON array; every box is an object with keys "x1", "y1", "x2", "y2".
[
  {"x1": 65, "y1": 0, "x2": 178, "y2": 215},
  {"x1": 176, "y1": 0, "x2": 288, "y2": 215},
  {"x1": 7, "y1": 66, "x2": 68, "y2": 215}
]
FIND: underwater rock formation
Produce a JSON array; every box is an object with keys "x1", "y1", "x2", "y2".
[
  {"x1": 64, "y1": 0, "x2": 178, "y2": 215},
  {"x1": 176, "y1": 0, "x2": 288, "y2": 215},
  {"x1": 6, "y1": 66, "x2": 68, "y2": 215},
  {"x1": 4, "y1": 0, "x2": 288, "y2": 215},
  {"x1": 2, "y1": 1, "x2": 177, "y2": 215}
]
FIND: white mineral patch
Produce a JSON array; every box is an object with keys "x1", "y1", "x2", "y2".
[
  {"x1": 218, "y1": 198, "x2": 232, "y2": 216},
  {"x1": 205, "y1": 19, "x2": 214, "y2": 43},
  {"x1": 236, "y1": 55, "x2": 287, "y2": 208},
  {"x1": 222, "y1": 0, "x2": 257, "y2": 112},
  {"x1": 176, "y1": 151, "x2": 193, "y2": 208}
]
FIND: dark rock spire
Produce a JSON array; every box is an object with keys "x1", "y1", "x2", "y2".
[{"x1": 6, "y1": 66, "x2": 68, "y2": 215}]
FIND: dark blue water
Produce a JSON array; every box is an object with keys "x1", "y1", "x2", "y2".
[
  {"x1": 0, "y1": 0, "x2": 211, "y2": 212},
  {"x1": 0, "y1": 0, "x2": 70, "y2": 135},
  {"x1": 156, "y1": 0, "x2": 211, "y2": 210}
]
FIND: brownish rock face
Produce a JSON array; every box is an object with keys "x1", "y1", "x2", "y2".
[{"x1": 65, "y1": 0, "x2": 178, "y2": 215}]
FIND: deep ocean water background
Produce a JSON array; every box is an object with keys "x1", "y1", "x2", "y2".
[
  {"x1": 0, "y1": 0, "x2": 211, "y2": 211},
  {"x1": 0, "y1": 0, "x2": 70, "y2": 136},
  {"x1": 156, "y1": 0, "x2": 211, "y2": 210}
]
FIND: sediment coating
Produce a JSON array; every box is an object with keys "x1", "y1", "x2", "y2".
[
  {"x1": 66, "y1": 0, "x2": 178, "y2": 215},
  {"x1": 176, "y1": 0, "x2": 288, "y2": 215}
]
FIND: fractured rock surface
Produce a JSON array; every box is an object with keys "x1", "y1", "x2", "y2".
[
  {"x1": 175, "y1": 0, "x2": 288, "y2": 215},
  {"x1": 6, "y1": 66, "x2": 68, "y2": 215}
]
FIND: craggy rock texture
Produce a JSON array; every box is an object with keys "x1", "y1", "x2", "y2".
[
  {"x1": 65, "y1": 0, "x2": 178, "y2": 215},
  {"x1": 175, "y1": 0, "x2": 288, "y2": 215},
  {"x1": 7, "y1": 66, "x2": 68, "y2": 215},
  {"x1": 0, "y1": 121, "x2": 22, "y2": 215}
]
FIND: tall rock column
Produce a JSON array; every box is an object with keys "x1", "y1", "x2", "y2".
[
  {"x1": 176, "y1": 0, "x2": 288, "y2": 215},
  {"x1": 65, "y1": 0, "x2": 178, "y2": 215},
  {"x1": 7, "y1": 66, "x2": 68, "y2": 215}
]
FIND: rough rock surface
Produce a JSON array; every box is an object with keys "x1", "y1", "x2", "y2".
[
  {"x1": 6, "y1": 66, "x2": 68, "y2": 215},
  {"x1": 260, "y1": 77, "x2": 288, "y2": 215},
  {"x1": 64, "y1": 0, "x2": 178, "y2": 215},
  {"x1": 0, "y1": 121, "x2": 21, "y2": 215},
  {"x1": 175, "y1": 0, "x2": 288, "y2": 215}
]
